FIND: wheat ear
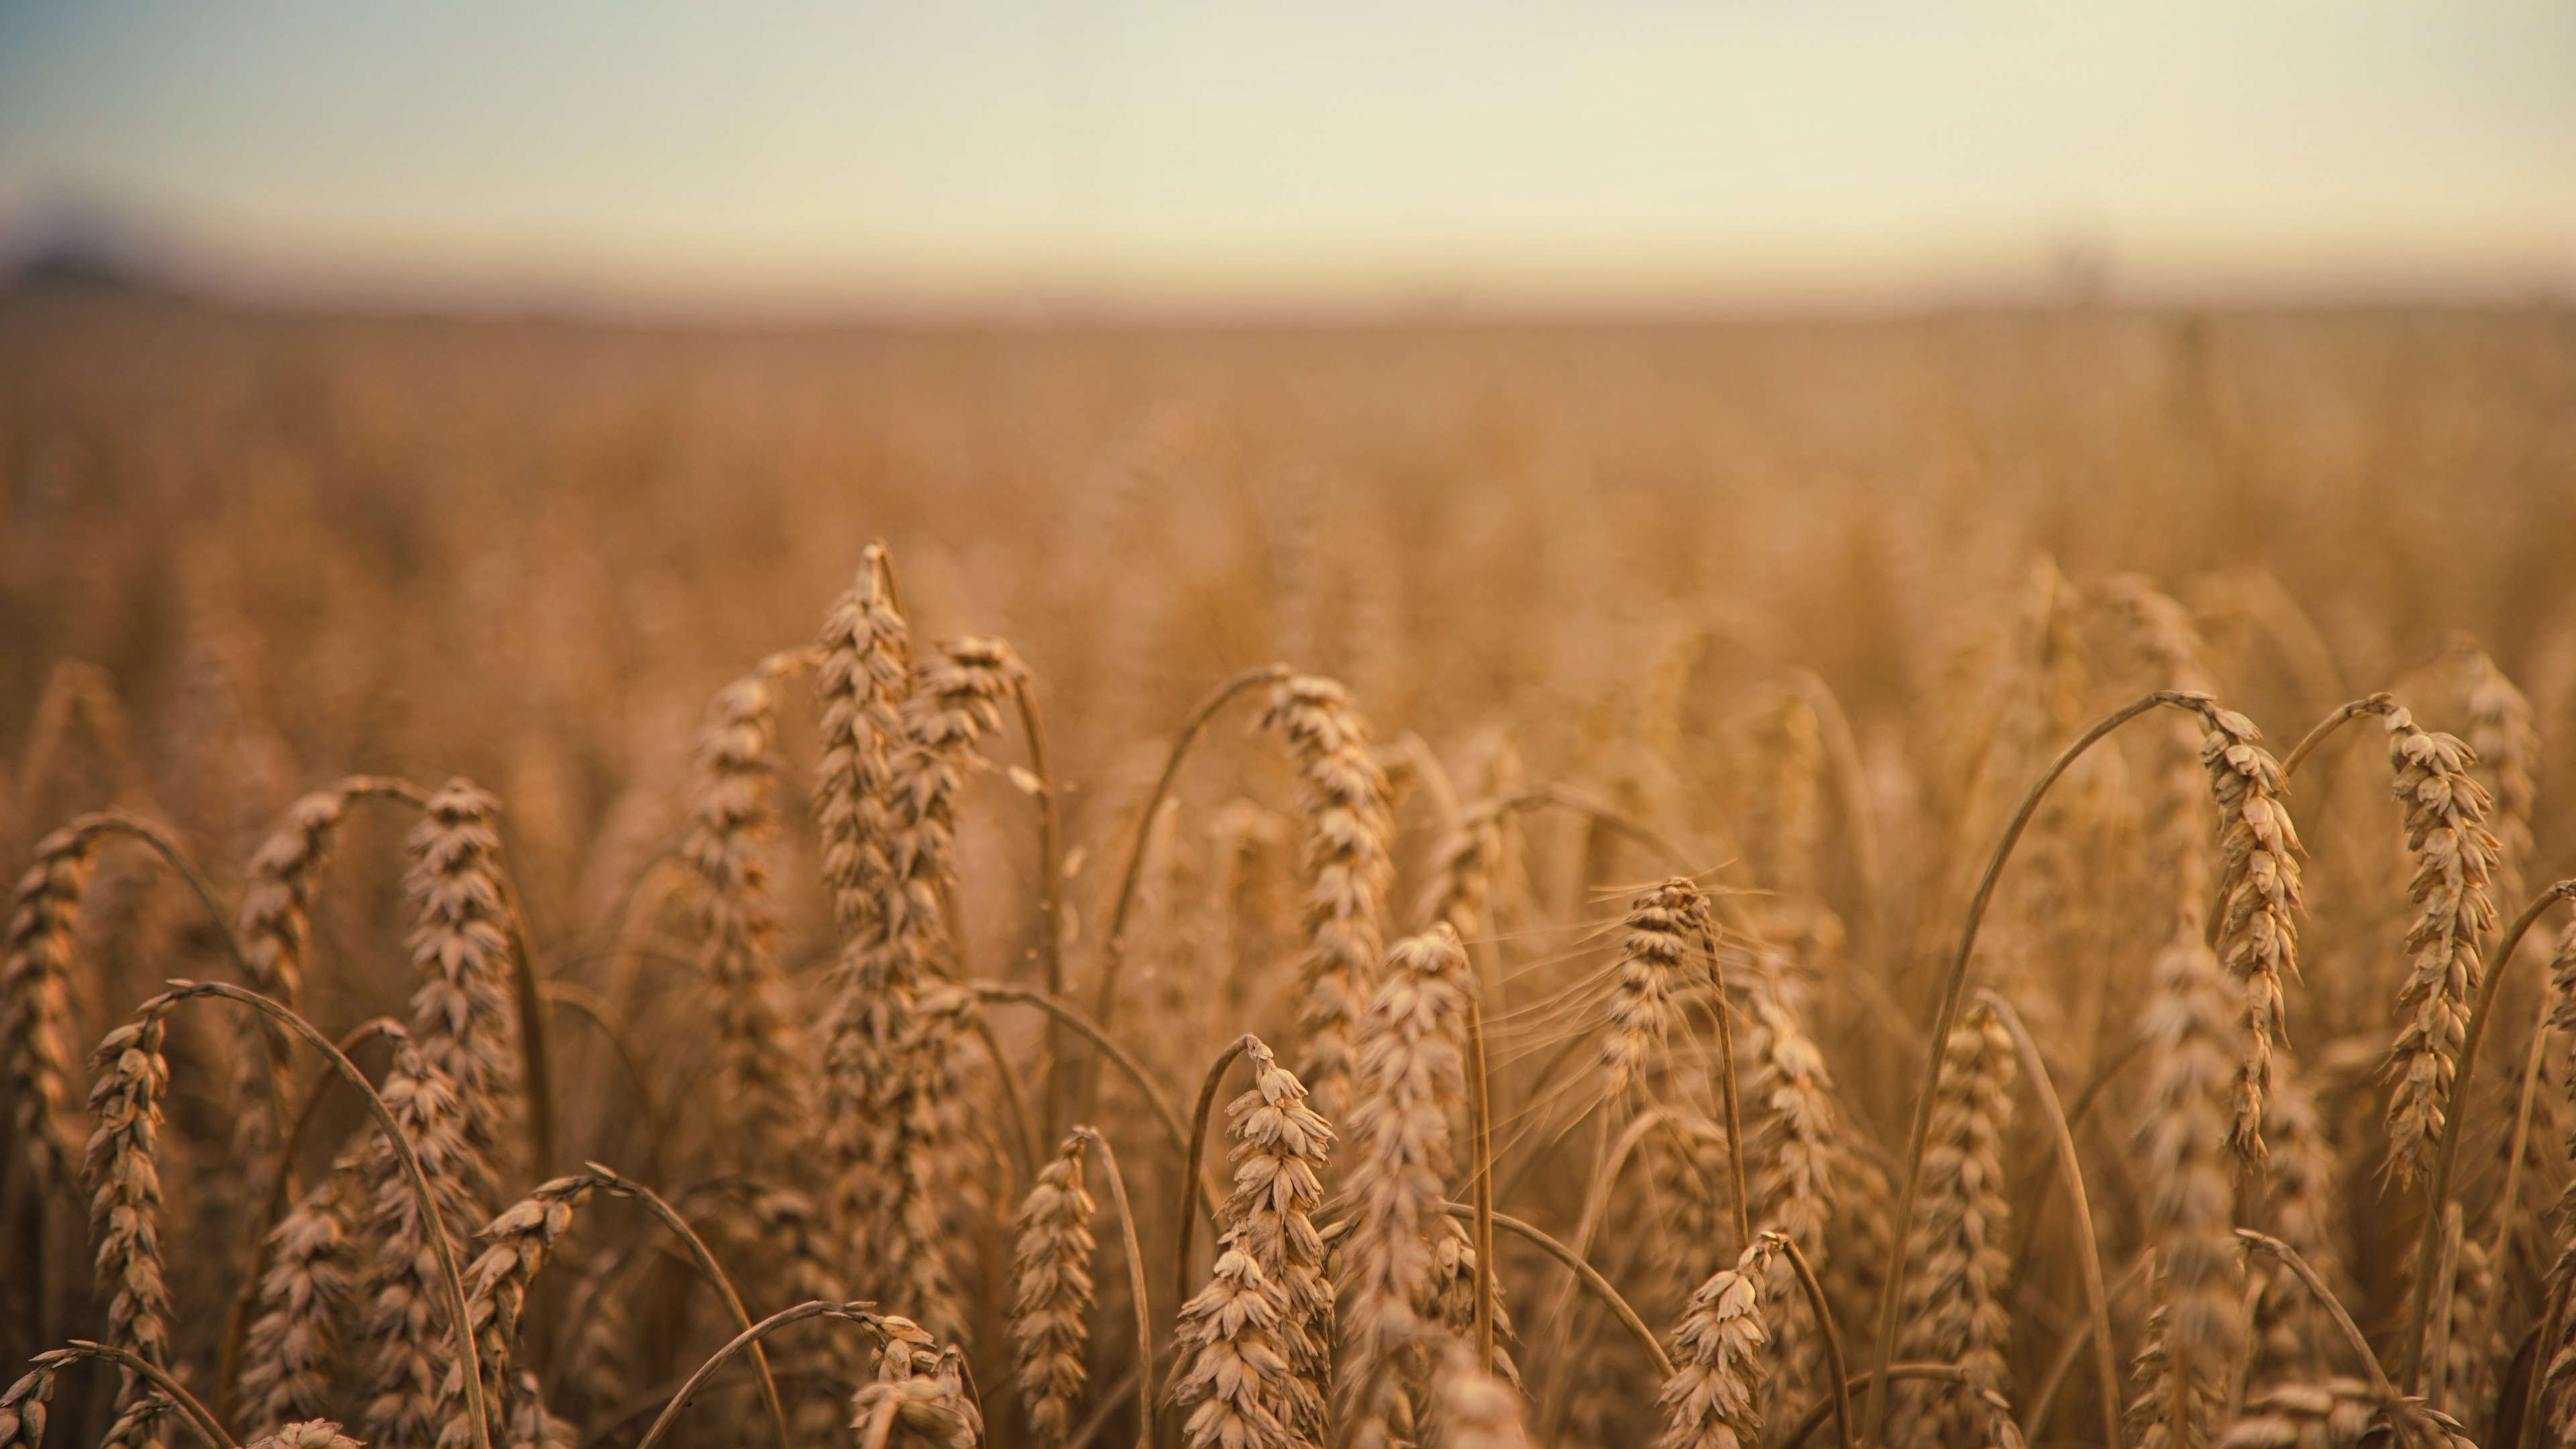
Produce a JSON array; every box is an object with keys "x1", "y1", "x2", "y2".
[
  {"x1": 356, "y1": 1031, "x2": 496, "y2": 1449},
  {"x1": 1891, "y1": 1002, "x2": 2017, "y2": 1445},
  {"x1": 2461, "y1": 645, "x2": 2538, "y2": 904},
  {"x1": 1601, "y1": 877, "x2": 1705, "y2": 1099},
  {"x1": 2129, "y1": 939, "x2": 2247, "y2": 1449},
  {"x1": 1658, "y1": 1236, "x2": 1786, "y2": 1449},
  {"x1": 84, "y1": 998, "x2": 175, "y2": 1430},
  {"x1": 403, "y1": 780, "x2": 523, "y2": 1191},
  {"x1": 437, "y1": 1174, "x2": 595, "y2": 1449},
  {"x1": 680, "y1": 656, "x2": 812, "y2": 1169},
  {"x1": 1172, "y1": 1243, "x2": 1297, "y2": 1449},
  {"x1": 2199, "y1": 706, "x2": 2304, "y2": 1162},
  {"x1": 1338, "y1": 924, "x2": 1474, "y2": 1449},
  {"x1": 2379, "y1": 704, "x2": 2503, "y2": 1186},
  {"x1": 236, "y1": 1163, "x2": 360, "y2": 1434},
  {"x1": 1263, "y1": 673, "x2": 1395, "y2": 1118},
  {"x1": 1012, "y1": 1133, "x2": 1097, "y2": 1446},
  {"x1": 1431, "y1": 1338, "x2": 1538, "y2": 1449},
  {"x1": 3, "y1": 821, "x2": 107, "y2": 1197},
  {"x1": 852, "y1": 1322, "x2": 983, "y2": 1449}
]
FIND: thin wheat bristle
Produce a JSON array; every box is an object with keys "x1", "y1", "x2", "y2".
[
  {"x1": 1263, "y1": 672, "x2": 1395, "y2": 1118},
  {"x1": 2378, "y1": 704, "x2": 2500, "y2": 1186},
  {"x1": 1010, "y1": 1133, "x2": 1097, "y2": 1446},
  {"x1": 1655, "y1": 1236, "x2": 1782, "y2": 1449},
  {"x1": 1337, "y1": 924, "x2": 1473, "y2": 1449}
]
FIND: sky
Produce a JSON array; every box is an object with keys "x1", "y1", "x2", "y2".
[{"x1": 1, "y1": 0, "x2": 2571, "y2": 316}]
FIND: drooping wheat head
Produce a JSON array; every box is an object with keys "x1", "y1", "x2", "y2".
[
  {"x1": 2379, "y1": 705, "x2": 2500, "y2": 1186},
  {"x1": 437, "y1": 1173, "x2": 597, "y2": 1449},
  {"x1": 2197, "y1": 704, "x2": 2304, "y2": 1161},
  {"x1": 84, "y1": 1002, "x2": 174, "y2": 1389},
  {"x1": 1263, "y1": 673, "x2": 1395, "y2": 1117},
  {"x1": 1010, "y1": 1133, "x2": 1096, "y2": 1446}
]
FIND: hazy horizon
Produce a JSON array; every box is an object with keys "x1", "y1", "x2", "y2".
[{"x1": 4, "y1": 0, "x2": 2573, "y2": 319}]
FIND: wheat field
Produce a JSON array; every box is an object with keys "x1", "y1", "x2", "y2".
[{"x1": 3, "y1": 289, "x2": 2575, "y2": 1449}]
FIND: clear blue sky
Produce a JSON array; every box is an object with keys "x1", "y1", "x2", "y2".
[{"x1": 2, "y1": 0, "x2": 2571, "y2": 313}]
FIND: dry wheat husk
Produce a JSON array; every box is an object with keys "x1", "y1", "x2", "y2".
[{"x1": 1010, "y1": 1133, "x2": 1097, "y2": 1446}]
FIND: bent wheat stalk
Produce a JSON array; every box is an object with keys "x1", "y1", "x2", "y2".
[
  {"x1": 633, "y1": 1303, "x2": 885, "y2": 1449},
  {"x1": 1860, "y1": 689, "x2": 2214, "y2": 1449}
]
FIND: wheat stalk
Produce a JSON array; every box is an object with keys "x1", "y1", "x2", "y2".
[
  {"x1": 1657, "y1": 1236, "x2": 1784, "y2": 1449},
  {"x1": 1012, "y1": 1133, "x2": 1097, "y2": 1446},
  {"x1": 1263, "y1": 673, "x2": 1395, "y2": 1118}
]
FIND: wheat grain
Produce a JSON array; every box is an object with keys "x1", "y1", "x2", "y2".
[
  {"x1": 1656, "y1": 1236, "x2": 1782, "y2": 1449},
  {"x1": 852, "y1": 1322, "x2": 982, "y2": 1449},
  {"x1": 2379, "y1": 705, "x2": 2501, "y2": 1186},
  {"x1": 437, "y1": 1173, "x2": 596, "y2": 1449},
  {"x1": 1011, "y1": 1133, "x2": 1097, "y2": 1446},
  {"x1": 1263, "y1": 673, "x2": 1395, "y2": 1117}
]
